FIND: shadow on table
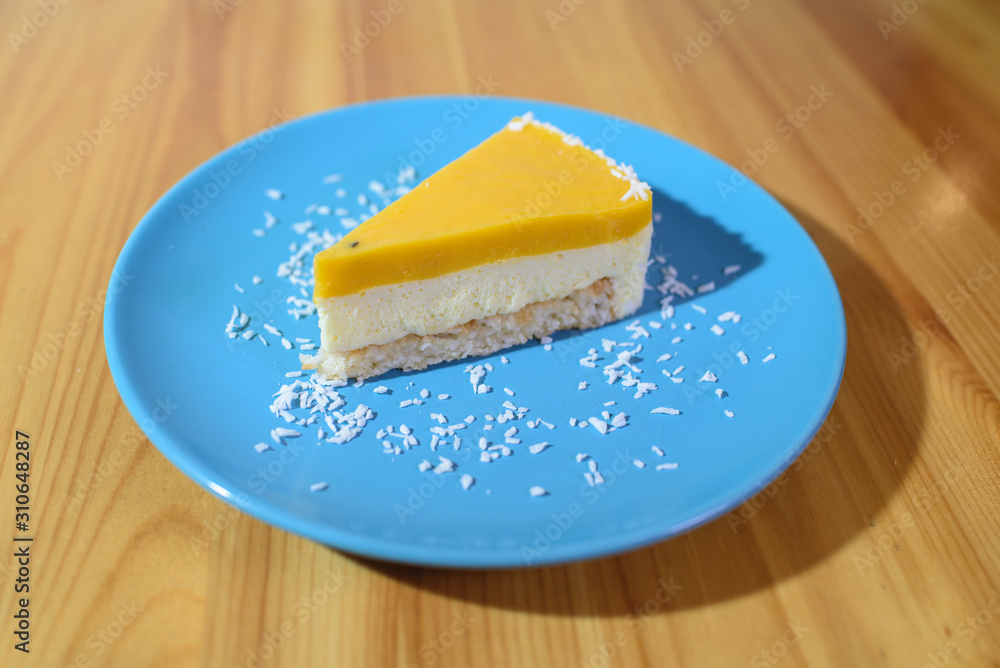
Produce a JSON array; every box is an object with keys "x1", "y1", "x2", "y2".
[{"x1": 350, "y1": 199, "x2": 926, "y2": 619}]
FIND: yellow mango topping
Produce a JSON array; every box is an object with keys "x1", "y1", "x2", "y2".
[{"x1": 314, "y1": 114, "x2": 652, "y2": 298}]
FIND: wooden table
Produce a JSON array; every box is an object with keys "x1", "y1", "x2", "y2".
[{"x1": 4, "y1": 0, "x2": 999, "y2": 665}]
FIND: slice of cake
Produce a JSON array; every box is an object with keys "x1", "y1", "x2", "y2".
[{"x1": 302, "y1": 112, "x2": 652, "y2": 381}]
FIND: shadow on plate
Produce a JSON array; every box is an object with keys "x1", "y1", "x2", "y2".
[
  {"x1": 346, "y1": 199, "x2": 927, "y2": 618},
  {"x1": 635, "y1": 188, "x2": 764, "y2": 316}
]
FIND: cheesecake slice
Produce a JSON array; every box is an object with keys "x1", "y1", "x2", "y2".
[{"x1": 303, "y1": 112, "x2": 653, "y2": 381}]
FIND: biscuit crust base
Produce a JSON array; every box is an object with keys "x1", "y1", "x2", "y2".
[{"x1": 302, "y1": 277, "x2": 631, "y2": 381}]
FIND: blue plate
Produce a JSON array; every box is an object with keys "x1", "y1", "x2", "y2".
[{"x1": 105, "y1": 96, "x2": 845, "y2": 568}]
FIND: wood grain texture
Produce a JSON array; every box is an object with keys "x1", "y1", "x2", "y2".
[{"x1": 2, "y1": 0, "x2": 999, "y2": 666}]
